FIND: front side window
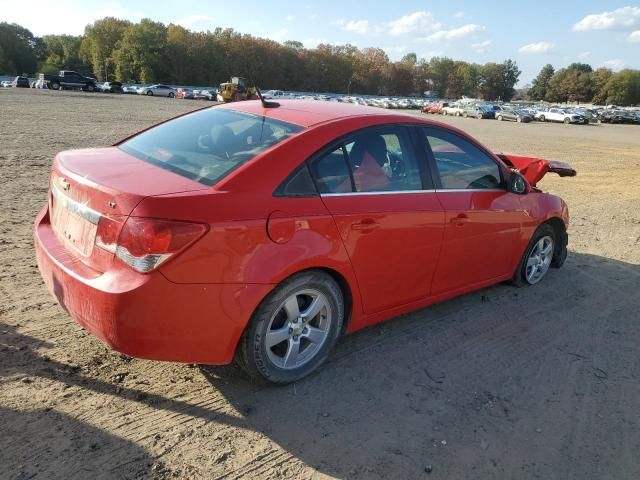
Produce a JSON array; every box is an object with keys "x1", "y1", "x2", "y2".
[
  {"x1": 423, "y1": 128, "x2": 503, "y2": 190},
  {"x1": 119, "y1": 108, "x2": 303, "y2": 186},
  {"x1": 309, "y1": 127, "x2": 422, "y2": 194}
]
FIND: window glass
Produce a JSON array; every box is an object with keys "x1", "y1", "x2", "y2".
[
  {"x1": 344, "y1": 128, "x2": 421, "y2": 192},
  {"x1": 119, "y1": 108, "x2": 303, "y2": 186},
  {"x1": 309, "y1": 147, "x2": 352, "y2": 193},
  {"x1": 424, "y1": 128, "x2": 503, "y2": 190}
]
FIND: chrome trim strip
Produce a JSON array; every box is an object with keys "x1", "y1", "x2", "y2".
[
  {"x1": 321, "y1": 188, "x2": 506, "y2": 197},
  {"x1": 51, "y1": 182, "x2": 101, "y2": 225},
  {"x1": 322, "y1": 190, "x2": 435, "y2": 197}
]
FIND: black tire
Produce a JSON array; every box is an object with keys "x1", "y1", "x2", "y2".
[
  {"x1": 539, "y1": 115, "x2": 545, "y2": 122},
  {"x1": 511, "y1": 224, "x2": 557, "y2": 287},
  {"x1": 497, "y1": 115, "x2": 503, "y2": 121},
  {"x1": 564, "y1": 117, "x2": 570, "y2": 124},
  {"x1": 237, "y1": 270, "x2": 344, "y2": 384},
  {"x1": 517, "y1": 116, "x2": 522, "y2": 123},
  {"x1": 463, "y1": 112, "x2": 468, "y2": 118},
  {"x1": 168, "y1": 92, "x2": 175, "y2": 98},
  {"x1": 146, "y1": 90, "x2": 153, "y2": 96},
  {"x1": 85, "y1": 83, "x2": 95, "y2": 92},
  {"x1": 51, "y1": 81, "x2": 61, "y2": 90}
]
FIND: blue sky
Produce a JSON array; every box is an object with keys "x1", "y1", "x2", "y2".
[{"x1": 2, "y1": 0, "x2": 639, "y2": 84}]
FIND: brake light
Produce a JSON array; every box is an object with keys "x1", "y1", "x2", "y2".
[{"x1": 96, "y1": 216, "x2": 207, "y2": 273}]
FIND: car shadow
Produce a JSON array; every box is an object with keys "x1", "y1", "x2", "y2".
[{"x1": 2, "y1": 252, "x2": 639, "y2": 479}]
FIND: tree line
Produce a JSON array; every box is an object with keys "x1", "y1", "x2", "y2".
[
  {"x1": 1, "y1": 18, "x2": 637, "y2": 104},
  {"x1": 1, "y1": 18, "x2": 520, "y2": 99},
  {"x1": 528, "y1": 62, "x2": 640, "y2": 106}
]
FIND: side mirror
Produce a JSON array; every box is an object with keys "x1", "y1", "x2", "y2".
[{"x1": 508, "y1": 172, "x2": 528, "y2": 194}]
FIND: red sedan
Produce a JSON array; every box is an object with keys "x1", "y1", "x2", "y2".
[{"x1": 34, "y1": 100, "x2": 575, "y2": 384}]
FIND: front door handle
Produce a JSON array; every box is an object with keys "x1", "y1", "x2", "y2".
[
  {"x1": 351, "y1": 219, "x2": 380, "y2": 231},
  {"x1": 450, "y1": 213, "x2": 469, "y2": 226}
]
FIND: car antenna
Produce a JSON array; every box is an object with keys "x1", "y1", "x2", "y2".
[{"x1": 250, "y1": 75, "x2": 280, "y2": 108}]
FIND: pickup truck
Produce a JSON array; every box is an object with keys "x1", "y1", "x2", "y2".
[
  {"x1": 39, "y1": 71, "x2": 97, "y2": 92},
  {"x1": 535, "y1": 108, "x2": 587, "y2": 124}
]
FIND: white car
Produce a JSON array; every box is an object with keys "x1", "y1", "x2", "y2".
[
  {"x1": 137, "y1": 84, "x2": 177, "y2": 98},
  {"x1": 1, "y1": 81, "x2": 12, "y2": 88},
  {"x1": 535, "y1": 108, "x2": 587, "y2": 124},
  {"x1": 441, "y1": 103, "x2": 464, "y2": 116}
]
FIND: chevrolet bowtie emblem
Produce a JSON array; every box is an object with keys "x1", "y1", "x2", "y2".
[{"x1": 60, "y1": 178, "x2": 71, "y2": 191}]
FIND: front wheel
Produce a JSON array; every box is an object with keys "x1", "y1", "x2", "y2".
[
  {"x1": 168, "y1": 92, "x2": 175, "y2": 98},
  {"x1": 146, "y1": 90, "x2": 153, "y2": 96},
  {"x1": 538, "y1": 115, "x2": 545, "y2": 122},
  {"x1": 51, "y1": 81, "x2": 61, "y2": 90},
  {"x1": 564, "y1": 117, "x2": 570, "y2": 124},
  {"x1": 497, "y1": 115, "x2": 503, "y2": 121},
  {"x1": 237, "y1": 271, "x2": 344, "y2": 384},
  {"x1": 512, "y1": 224, "x2": 556, "y2": 287}
]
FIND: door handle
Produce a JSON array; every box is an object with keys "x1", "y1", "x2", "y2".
[
  {"x1": 351, "y1": 219, "x2": 380, "y2": 231},
  {"x1": 450, "y1": 214, "x2": 469, "y2": 226}
]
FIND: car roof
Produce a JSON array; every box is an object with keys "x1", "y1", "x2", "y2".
[{"x1": 222, "y1": 99, "x2": 420, "y2": 128}]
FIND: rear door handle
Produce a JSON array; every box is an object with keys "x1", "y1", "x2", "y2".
[
  {"x1": 351, "y1": 219, "x2": 380, "y2": 231},
  {"x1": 450, "y1": 214, "x2": 469, "y2": 226}
]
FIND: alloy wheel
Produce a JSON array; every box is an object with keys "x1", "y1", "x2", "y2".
[
  {"x1": 525, "y1": 235, "x2": 554, "y2": 284},
  {"x1": 265, "y1": 289, "x2": 332, "y2": 369}
]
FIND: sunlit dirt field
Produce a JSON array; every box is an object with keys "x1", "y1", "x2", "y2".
[{"x1": 1, "y1": 88, "x2": 639, "y2": 479}]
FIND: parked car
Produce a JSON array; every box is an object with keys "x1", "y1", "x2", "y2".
[
  {"x1": 462, "y1": 104, "x2": 495, "y2": 119},
  {"x1": 123, "y1": 84, "x2": 142, "y2": 94},
  {"x1": 496, "y1": 107, "x2": 533, "y2": 123},
  {"x1": 176, "y1": 88, "x2": 195, "y2": 99},
  {"x1": 441, "y1": 103, "x2": 464, "y2": 116},
  {"x1": 138, "y1": 84, "x2": 176, "y2": 97},
  {"x1": 599, "y1": 110, "x2": 636, "y2": 124},
  {"x1": 101, "y1": 81, "x2": 123, "y2": 93},
  {"x1": 34, "y1": 100, "x2": 575, "y2": 384},
  {"x1": 12, "y1": 76, "x2": 30, "y2": 88},
  {"x1": 422, "y1": 102, "x2": 448, "y2": 114},
  {"x1": 40, "y1": 70, "x2": 97, "y2": 92},
  {"x1": 1, "y1": 80, "x2": 12, "y2": 88},
  {"x1": 194, "y1": 89, "x2": 216, "y2": 101},
  {"x1": 535, "y1": 108, "x2": 587, "y2": 124}
]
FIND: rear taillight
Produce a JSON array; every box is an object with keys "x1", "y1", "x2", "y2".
[{"x1": 96, "y1": 216, "x2": 207, "y2": 273}]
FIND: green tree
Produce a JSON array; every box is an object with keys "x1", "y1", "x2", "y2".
[
  {"x1": 113, "y1": 19, "x2": 167, "y2": 83},
  {"x1": 81, "y1": 17, "x2": 131, "y2": 80},
  {"x1": 529, "y1": 64, "x2": 554, "y2": 101},
  {"x1": 593, "y1": 70, "x2": 640, "y2": 105},
  {"x1": 0, "y1": 22, "x2": 37, "y2": 74}
]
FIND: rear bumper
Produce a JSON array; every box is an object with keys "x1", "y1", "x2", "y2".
[{"x1": 34, "y1": 206, "x2": 273, "y2": 364}]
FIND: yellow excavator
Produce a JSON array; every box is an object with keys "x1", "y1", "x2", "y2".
[{"x1": 216, "y1": 77, "x2": 258, "y2": 102}]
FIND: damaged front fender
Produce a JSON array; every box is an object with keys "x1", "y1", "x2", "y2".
[{"x1": 496, "y1": 153, "x2": 577, "y2": 187}]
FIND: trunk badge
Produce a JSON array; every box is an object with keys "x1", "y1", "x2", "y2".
[
  {"x1": 108, "y1": 200, "x2": 117, "y2": 209},
  {"x1": 60, "y1": 178, "x2": 70, "y2": 191}
]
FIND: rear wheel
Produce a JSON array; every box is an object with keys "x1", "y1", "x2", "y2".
[
  {"x1": 51, "y1": 81, "x2": 61, "y2": 90},
  {"x1": 237, "y1": 270, "x2": 344, "y2": 384},
  {"x1": 85, "y1": 83, "x2": 95, "y2": 92},
  {"x1": 497, "y1": 115, "x2": 503, "y2": 121},
  {"x1": 146, "y1": 90, "x2": 153, "y2": 96},
  {"x1": 463, "y1": 112, "x2": 468, "y2": 118},
  {"x1": 517, "y1": 116, "x2": 522, "y2": 123},
  {"x1": 511, "y1": 224, "x2": 556, "y2": 287},
  {"x1": 168, "y1": 92, "x2": 175, "y2": 98},
  {"x1": 564, "y1": 117, "x2": 570, "y2": 124},
  {"x1": 539, "y1": 115, "x2": 545, "y2": 122},
  {"x1": 477, "y1": 113, "x2": 483, "y2": 120}
]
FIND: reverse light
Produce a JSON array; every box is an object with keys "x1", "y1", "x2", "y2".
[{"x1": 96, "y1": 216, "x2": 207, "y2": 273}]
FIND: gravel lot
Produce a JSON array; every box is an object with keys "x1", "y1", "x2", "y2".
[{"x1": 1, "y1": 88, "x2": 639, "y2": 480}]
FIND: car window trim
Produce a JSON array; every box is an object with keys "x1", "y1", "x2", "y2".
[
  {"x1": 303, "y1": 123, "x2": 431, "y2": 197},
  {"x1": 417, "y1": 125, "x2": 508, "y2": 191}
]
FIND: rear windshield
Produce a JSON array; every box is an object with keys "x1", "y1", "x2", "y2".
[{"x1": 119, "y1": 108, "x2": 303, "y2": 186}]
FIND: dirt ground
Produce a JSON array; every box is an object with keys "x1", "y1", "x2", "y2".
[{"x1": 1, "y1": 88, "x2": 639, "y2": 480}]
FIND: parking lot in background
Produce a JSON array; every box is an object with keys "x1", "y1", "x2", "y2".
[{"x1": 1, "y1": 88, "x2": 639, "y2": 479}]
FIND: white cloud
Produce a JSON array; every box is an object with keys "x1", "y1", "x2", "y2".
[
  {"x1": 578, "y1": 51, "x2": 592, "y2": 59},
  {"x1": 472, "y1": 39, "x2": 491, "y2": 53},
  {"x1": 285, "y1": 14, "x2": 294, "y2": 22},
  {"x1": 629, "y1": 30, "x2": 640, "y2": 42},
  {"x1": 601, "y1": 59, "x2": 625, "y2": 70},
  {"x1": 389, "y1": 11, "x2": 441, "y2": 36},
  {"x1": 341, "y1": 19, "x2": 371, "y2": 35},
  {"x1": 421, "y1": 24, "x2": 482, "y2": 42},
  {"x1": 453, "y1": 11, "x2": 465, "y2": 18},
  {"x1": 573, "y1": 6, "x2": 640, "y2": 31},
  {"x1": 302, "y1": 37, "x2": 327, "y2": 48},
  {"x1": 175, "y1": 15, "x2": 215, "y2": 31},
  {"x1": 270, "y1": 28, "x2": 288, "y2": 42},
  {"x1": 518, "y1": 41, "x2": 556, "y2": 54}
]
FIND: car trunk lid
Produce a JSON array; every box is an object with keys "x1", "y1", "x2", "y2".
[{"x1": 49, "y1": 147, "x2": 207, "y2": 271}]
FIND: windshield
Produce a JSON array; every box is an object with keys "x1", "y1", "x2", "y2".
[{"x1": 119, "y1": 108, "x2": 303, "y2": 186}]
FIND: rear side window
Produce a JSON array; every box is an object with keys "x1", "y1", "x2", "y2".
[
  {"x1": 119, "y1": 108, "x2": 303, "y2": 186},
  {"x1": 423, "y1": 128, "x2": 503, "y2": 190},
  {"x1": 309, "y1": 126, "x2": 422, "y2": 194}
]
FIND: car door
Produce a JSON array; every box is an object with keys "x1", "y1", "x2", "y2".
[
  {"x1": 419, "y1": 126, "x2": 528, "y2": 295},
  {"x1": 309, "y1": 125, "x2": 445, "y2": 314}
]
